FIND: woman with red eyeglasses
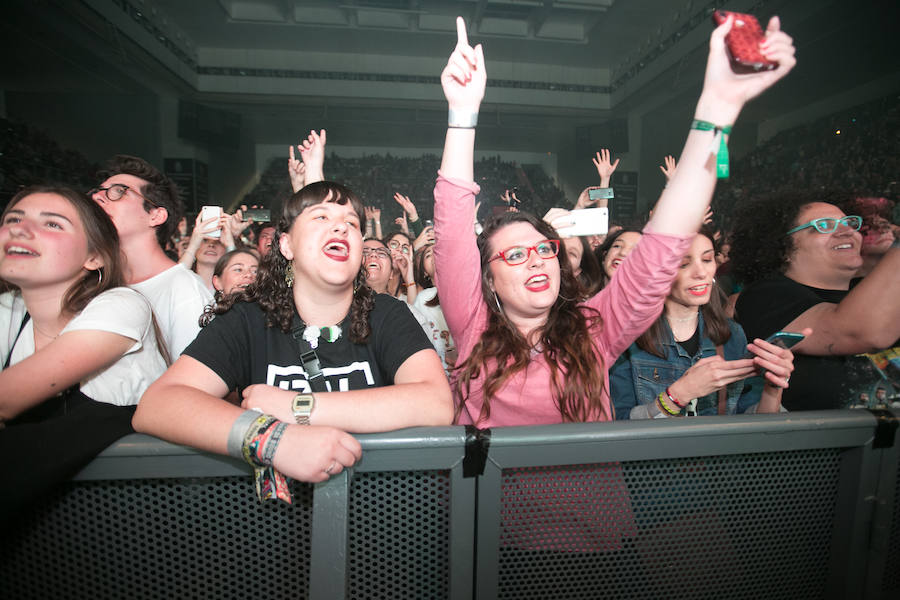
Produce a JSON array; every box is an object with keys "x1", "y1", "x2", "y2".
[{"x1": 433, "y1": 16, "x2": 797, "y2": 427}]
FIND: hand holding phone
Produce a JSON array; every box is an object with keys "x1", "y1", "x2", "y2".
[
  {"x1": 746, "y1": 331, "x2": 805, "y2": 382},
  {"x1": 555, "y1": 207, "x2": 609, "y2": 238},
  {"x1": 199, "y1": 206, "x2": 223, "y2": 238},
  {"x1": 712, "y1": 10, "x2": 778, "y2": 73}
]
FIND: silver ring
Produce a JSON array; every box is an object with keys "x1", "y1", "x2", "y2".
[
  {"x1": 324, "y1": 460, "x2": 336, "y2": 475},
  {"x1": 784, "y1": 376, "x2": 791, "y2": 385}
]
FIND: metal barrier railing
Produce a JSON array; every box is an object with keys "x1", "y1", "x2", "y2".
[{"x1": 1, "y1": 411, "x2": 897, "y2": 600}]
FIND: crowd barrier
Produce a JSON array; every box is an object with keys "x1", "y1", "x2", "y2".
[{"x1": 2, "y1": 409, "x2": 898, "y2": 599}]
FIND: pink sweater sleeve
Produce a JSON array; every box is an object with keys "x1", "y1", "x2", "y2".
[
  {"x1": 432, "y1": 173, "x2": 487, "y2": 358},
  {"x1": 586, "y1": 230, "x2": 692, "y2": 364}
]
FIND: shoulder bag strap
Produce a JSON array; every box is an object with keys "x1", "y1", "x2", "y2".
[
  {"x1": 3, "y1": 312, "x2": 31, "y2": 370},
  {"x1": 715, "y1": 344, "x2": 727, "y2": 415},
  {"x1": 290, "y1": 313, "x2": 329, "y2": 393}
]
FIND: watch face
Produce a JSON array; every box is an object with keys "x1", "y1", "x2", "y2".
[
  {"x1": 293, "y1": 395, "x2": 313, "y2": 411},
  {"x1": 292, "y1": 394, "x2": 315, "y2": 425}
]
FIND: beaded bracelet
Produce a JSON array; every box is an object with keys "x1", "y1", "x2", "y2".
[{"x1": 657, "y1": 392, "x2": 682, "y2": 417}]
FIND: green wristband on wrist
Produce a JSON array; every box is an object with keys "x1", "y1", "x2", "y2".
[{"x1": 691, "y1": 119, "x2": 733, "y2": 179}]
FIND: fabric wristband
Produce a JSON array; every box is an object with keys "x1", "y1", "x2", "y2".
[
  {"x1": 226, "y1": 410, "x2": 261, "y2": 459},
  {"x1": 241, "y1": 413, "x2": 293, "y2": 504},
  {"x1": 448, "y1": 109, "x2": 478, "y2": 128},
  {"x1": 691, "y1": 119, "x2": 733, "y2": 179}
]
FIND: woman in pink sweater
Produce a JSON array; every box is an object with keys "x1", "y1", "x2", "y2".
[{"x1": 434, "y1": 16, "x2": 796, "y2": 428}]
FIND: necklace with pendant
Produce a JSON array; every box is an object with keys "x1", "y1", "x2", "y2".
[{"x1": 302, "y1": 325, "x2": 342, "y2": 349}]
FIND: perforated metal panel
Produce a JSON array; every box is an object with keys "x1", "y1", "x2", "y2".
[
  {"x1": 0, "y1": 477, "x2": 313, "y2": 600},
  {"x1": 883, "y1": 453, "x2": 900, "y2": 596},
  {"x1": 495, "y1": 448, "x2": 842, "y2": 600},
  {"x1": 347, "y1": 470, "x2": 451, "y2": 599}
]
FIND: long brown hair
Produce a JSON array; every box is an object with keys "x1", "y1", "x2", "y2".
[
  {"x1": 209, "y1": 181, "x2": 376, "y2": 342},
  {"x1": 635, "y1": 227, "x2": 731, "y2": 357},
  {"x1": 454, "y1": 211, "x2": 608, "y2": 424},
  {"x1": 1, "y1": 185, "x2": 125, "y2": 315}
]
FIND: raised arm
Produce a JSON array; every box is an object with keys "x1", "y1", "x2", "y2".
[
  {"x1": 178, "y1": 212, "x2": 219, "y2": 268},
  {"x1": 364, "y1": 206, "x2": 383, "y2": 240},
  {"x1": 438, "y1": 17, "x2": 485, "y2": 181},
  {"x1": 659, "y1": 155, "x2": 677, "y2": 182},
  {"x1": 592, "y1": 149, "x2": 619, "y2": 188},
  {"x1": 647, "y1": 15, "x2": 795, "y2": 236},
  {"x1": 394, "y1": 193, "x2": 424, "y2": 237},
  {"x1": 288, "y1": 146, "x2": 307, "y2": 193},
  {"x1": 298, "y1": 129, "x2": 327, "y2": 185},
  {"x1": 433, "y1": 17, "x2": 489, "y2": 340}
]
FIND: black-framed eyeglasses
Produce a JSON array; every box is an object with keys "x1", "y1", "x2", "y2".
[
  {"x1": 786, "y1": 215, "x2": 862, "y2": 235},
  {"x1": 362, "y1": 247, "x2": 391, "y2": 260},
  {"x1": 489, "y1": 239, "x2": 560, "y2": 266},
  {"x1": 90, "y1": 183, "x2": 159, "y2": 207}
]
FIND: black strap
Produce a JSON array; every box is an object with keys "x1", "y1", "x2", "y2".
[
  {"x1": 3, "y1": 312, "x2": 31, "y2": 370},
  {"x1": 866, "y1": 409, "x2": 899, "y2": 449},
  {"x1": 463, "y1": 425, "x2": 491, "y2": 478},
  {"x1": 290, "y1": 314, "x2": 329, "y2": 393}
]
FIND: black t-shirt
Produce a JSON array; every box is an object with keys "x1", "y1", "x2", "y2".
[
  {"x1": 735, "y1": 273, "x2": 899, "y2": 411},
  {"x1": 184, "y1": 295, "x2": 433, "y2": 394}
]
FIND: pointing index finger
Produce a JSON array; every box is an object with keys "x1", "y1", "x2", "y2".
[{"x1": 456, "y1": 16, "x2": 469, "y2": 48}]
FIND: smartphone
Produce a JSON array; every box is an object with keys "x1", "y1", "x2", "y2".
[
  {"x1": 588, "y1": 187, "x2": 614, "y2": 201},
  {"x1": 555, "y1": 207, "x2": 609, "y2": 238},
  {"x1": 744, "y1": 331, "x2": 805, "y2": 362},
  {"x1": 712, "y1": 10, "x2": 778, "y2": 73},
  {"x1": 199, "y1": 205, "x2": 222, "y2": 238},
  {"x1": 243, "y1": 208, "x2": 271, "y2": 223}
]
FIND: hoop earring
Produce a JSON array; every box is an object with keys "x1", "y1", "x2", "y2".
[
  {"x1": 285, "y1": 263, "x2": 294, "y2": 287},
  {"x1": 493, "y1": 291, "x2": 503, "y2": 314},
  {"x1": 95, "y1": 268, "x2": 102, "y2": 285}
]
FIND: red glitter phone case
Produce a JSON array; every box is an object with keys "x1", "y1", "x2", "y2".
[{"x1": 712, "y1": 10, "x2": 778, "y2": 73}]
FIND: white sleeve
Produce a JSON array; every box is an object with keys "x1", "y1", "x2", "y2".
[{"x1": 63, "y1": 288, "x2": 152, "y2": 355}]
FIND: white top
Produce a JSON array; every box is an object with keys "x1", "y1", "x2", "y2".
[
  {"x1": 413, "y1": 287, "x2": 454, "y2": 373},
  {"x1": 1, "y1": 288, "x2": 167, "y2": 406},
  {"x1": 131, "y1": 263, "x2": 213, "y2": 357}
]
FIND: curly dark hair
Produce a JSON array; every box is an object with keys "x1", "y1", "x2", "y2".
[
  {"x1": 97, "y1": 155, "x2": 183, "y2": 248},
  {"x1": 454, "y1": 210, "x2": 609, "y2": 424},
  {"x1": 206, "y1": 181, "x2": 375, "y2": 342},
  {"x1": 729, "y1": 188, "x2": 854, "y2": 286}
]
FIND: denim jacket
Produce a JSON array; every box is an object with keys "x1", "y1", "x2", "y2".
[{"x1": 610, "y1": 313, "x2": 761, "y2": 419}]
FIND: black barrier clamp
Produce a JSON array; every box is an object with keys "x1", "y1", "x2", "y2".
[
  {"x1": 867, "y1": 408, "x2": 899, "y2": 449},
  {"x1": 463, "y1": 425, "x2": 491, "y2": 478}
]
